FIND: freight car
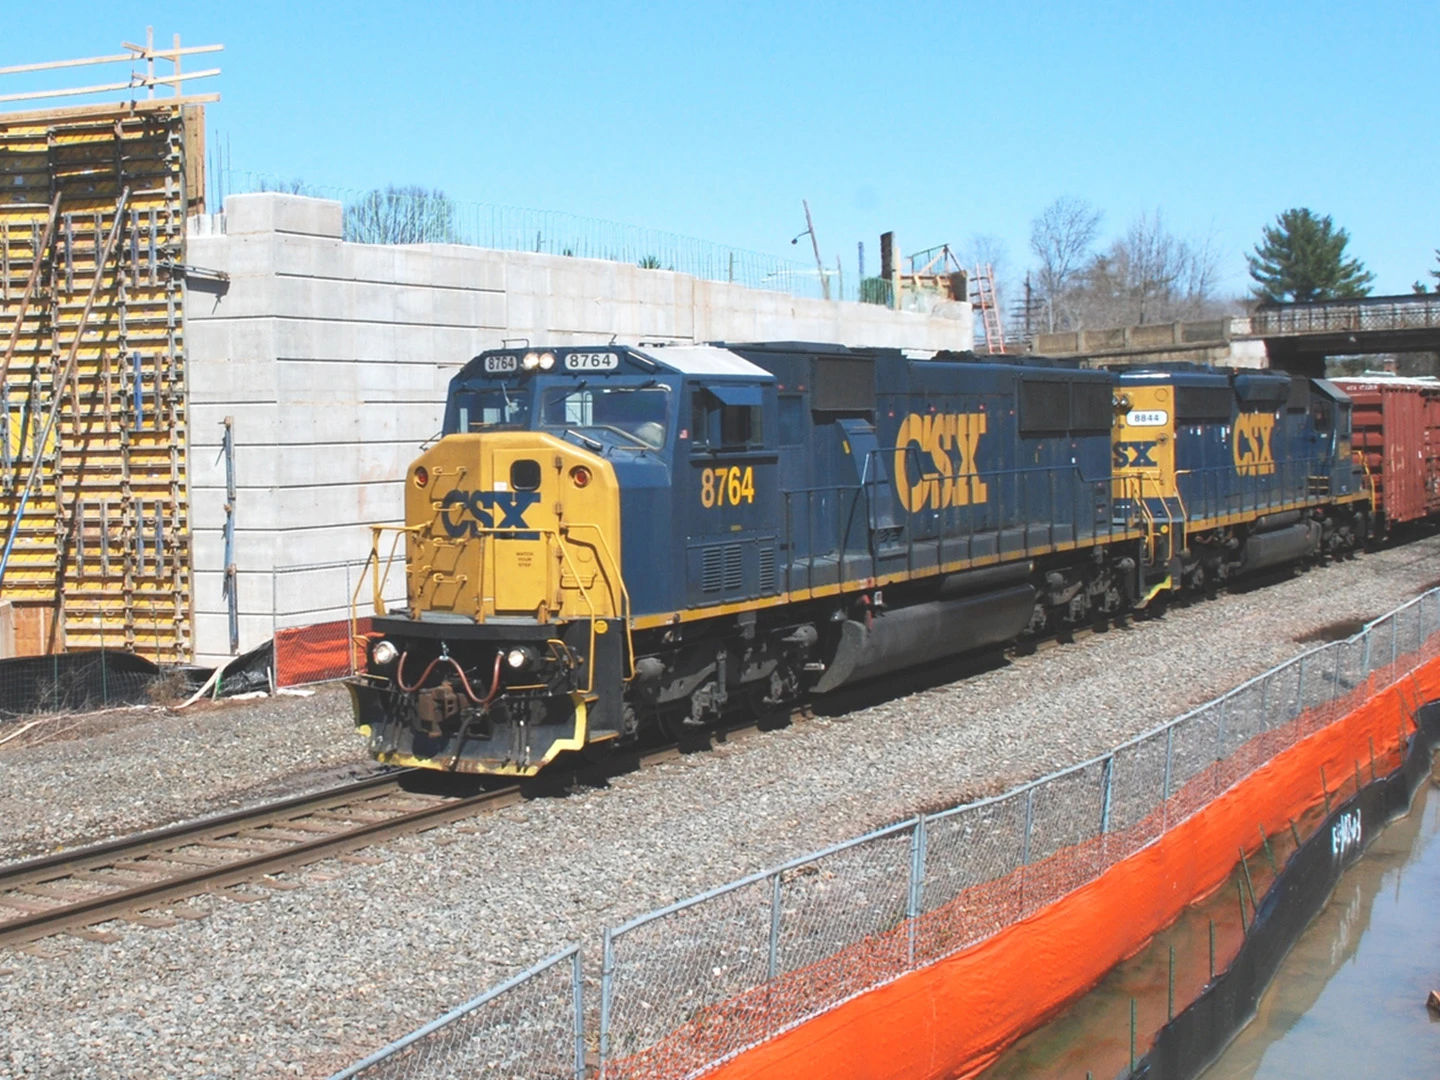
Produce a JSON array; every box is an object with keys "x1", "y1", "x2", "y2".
[
  {"x1": 347, "y1": 344, "x2": 1369, "y2": 776},
  {"x1": 1331, "y1": 375, "x2": 1440, "y2": 533}
]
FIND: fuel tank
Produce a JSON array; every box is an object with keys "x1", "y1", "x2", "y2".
[
  {"x1": 1239, "y1": 521, "x2": 1321, "y2": 573},
  {"x1": 813, "y1": 583, "x2": 1036, "y2": 693}
]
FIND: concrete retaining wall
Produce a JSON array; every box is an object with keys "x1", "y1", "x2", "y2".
[{"x1": 183, "y1": 193, "x2": 973, "y2": 664}]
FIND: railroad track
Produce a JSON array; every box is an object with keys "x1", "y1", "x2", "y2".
[
  {"x1": 0, "y1": 770, "x2": 523, "y2": 950},
  {"x1": 0, "y1": 720, "x2": 772, "y2": 953}
]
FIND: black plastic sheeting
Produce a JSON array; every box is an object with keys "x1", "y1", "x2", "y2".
[
  {"x1": 1132, "y1": 700, "x2": 1440, "y2": 1079},
  {"x1": 0, "y1": 639, "x2": 276, "y2": 720},
  {"x1": 208, "y1": 639, "x2": 275, "y2": 696}
]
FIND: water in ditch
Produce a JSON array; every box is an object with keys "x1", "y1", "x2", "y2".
[
  {"x1": 980, "y1": 808, "x2": 1307, "y2": 1080},
  {"x1": 981, "y1": 771, "x2": 1440, "y2": 1079},
  {"x1": 1204, "y1": 775, "x2": 1440, "y2": 1079}
]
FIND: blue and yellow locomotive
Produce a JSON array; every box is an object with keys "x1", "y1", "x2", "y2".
[{"x1": 348, "y1": 343, "x2": 1369, "y2": 775}]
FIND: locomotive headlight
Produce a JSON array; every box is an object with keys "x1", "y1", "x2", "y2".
[
  {"x1": 371, "y1": 639, "x2": 399, "y2": 666},
  {"x1": 538, "y1": 352, "x2": 556, "y2": 371},
  {"x1": 521, "y1": 351, "x2": 542, "y2": 371},
  {"x1": 505, "y1": 646, "x2": 535, "y2": 671}
]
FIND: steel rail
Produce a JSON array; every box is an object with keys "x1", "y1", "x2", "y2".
[
  {"x1": 0, "y1": 712, "x2": 774, "y2": 952},
  {"x1": 0, "y1": 770, "x2": 409, "y2": 889},
  {"x1": 0, "y1": 774, "x2": 521, "y2": 949}
]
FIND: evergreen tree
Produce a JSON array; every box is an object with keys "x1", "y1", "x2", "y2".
[
  {"x1": 1247, "y1": 208, "x2": 1374, "y2": 303},
  {"x1": 1411, "y1": 250, "x2": 1439, "y2": 294}
]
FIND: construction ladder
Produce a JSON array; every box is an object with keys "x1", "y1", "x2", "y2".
[{"x1": 971, "y1": 264, "x2": 1006, "y2": 354}]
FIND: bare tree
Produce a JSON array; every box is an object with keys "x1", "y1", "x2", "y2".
[
  {"x1": 1066, "y1": 211, "x2": 1227, "y2": 328},
  {"x1": 345, "y1": 185, "x2": 458, "y2": 245},
  {"x1": 1029, "y1": 197, "x2": 1102, "y2": 332}
]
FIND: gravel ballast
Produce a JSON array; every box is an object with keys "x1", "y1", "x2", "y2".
[
  {"x1": 0, "y1": 689, "x2": 372, "y2": 866},
  {"x1": 2, "y1": 538, "x2": 1439, "y2": 1078}
]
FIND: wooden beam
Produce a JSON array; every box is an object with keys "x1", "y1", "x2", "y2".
[
  {"x1": 0, "y1": 68, "x2": 220, "y2": 105},
  {"x1": 0, "y1": 44, "x2": 220, "y2": 77},
  {"x1": 0, "y1": 94, "x2": 219, "y2": 126}
]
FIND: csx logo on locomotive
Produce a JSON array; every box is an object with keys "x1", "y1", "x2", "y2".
[
  {"x1": 1234, "y1": 413, "x2": 1276, "y2": 476},
  {"x1": 439, "y1": 489, "x2": 541, "y2": 538},
  {"x1": 1113, "y1": 441, "x2": 1159, "y2": 468},
  {"x1": 893, "y1": 412, "x2": 989, "y2": 512}
]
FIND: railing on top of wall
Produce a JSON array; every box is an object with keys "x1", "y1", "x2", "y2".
[{"x1": 209, "y1": 168, "x2": 856, "y2": 304}]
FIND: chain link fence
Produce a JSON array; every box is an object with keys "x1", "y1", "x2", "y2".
[
  {"x1": 271, "y1": 559, "x2": 406, "y2": 688},
  {"x1": 328, "y1": 945, "x2": 585, "y2": 1080},
  {"x1": 323, "y1": 586, "x2": 1440, "y2": 1080},
  {"x1": 595, "y1": 586, "x2": 1440, "y2": 1078}
]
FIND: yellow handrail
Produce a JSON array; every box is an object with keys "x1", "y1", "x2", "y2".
[
  {"x1": 1352, "y1": 449, "x2": 1378, "y2": 516},
  {"x1": 561, "y1": 522, "x2": 636, "y2": 680}
]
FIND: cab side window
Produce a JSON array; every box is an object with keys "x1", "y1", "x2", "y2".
[{"x1": 692, "y1": 389, "x2": 764, "y2": 449}]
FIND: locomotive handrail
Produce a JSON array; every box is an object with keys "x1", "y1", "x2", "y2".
[
  {"x1": 559, "y1": 521, "x2": 637, "y2": 681},
  {"x1": 781, "y1": 457, "x2": 1137, "y2": 597},
  {"x1": 349, "y1": 524, "x2": 421, "y2": 675},
  {"x1": 1170, "y1": 453, "x2": 1360, "y2": 524},
  {"x1": 1352, "y1": 449, "x2": 1378, "y2": 516},
  {"x1": 358, "y1": 524, "x2": 419, "y2": 619}
]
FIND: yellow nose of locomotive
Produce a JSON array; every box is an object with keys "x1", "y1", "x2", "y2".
[
  {"x1": 406, "y1": 431, "x2": 625, "y2": 624},
  {"x1": 350, "y1": 431, "x2": 630, "y2": 777}
]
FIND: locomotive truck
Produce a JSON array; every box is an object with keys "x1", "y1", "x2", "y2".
[{"x1": 347, "y1": 343, "x2": 1369, "y2": 776}]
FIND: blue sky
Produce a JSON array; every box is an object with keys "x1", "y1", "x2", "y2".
[{"x1": 7, "y1": 2, "x2": 1437, "y2": 298}]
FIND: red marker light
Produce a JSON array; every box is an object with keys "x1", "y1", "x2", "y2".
[
  {"x1": 570, "y1": 466, "x2": 592, "y2": 488},
  {"x1": 413, "y1": 466, "x2": 429, "y2": 487}
]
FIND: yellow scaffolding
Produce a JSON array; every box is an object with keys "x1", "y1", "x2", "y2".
[{"x1": 0, "y1": 34, "x2": 219, "y2": 660}]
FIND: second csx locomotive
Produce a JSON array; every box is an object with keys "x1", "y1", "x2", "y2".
[{"x1": 348, "y1": 343, "x2": 1369, "y2": 776}]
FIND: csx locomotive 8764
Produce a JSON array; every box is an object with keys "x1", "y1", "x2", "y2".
[{"x1": 347, "y1": 343, "x2": 1370, "y2": 775}]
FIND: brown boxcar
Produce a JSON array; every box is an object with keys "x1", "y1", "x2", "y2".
[{"x1": 1332, "y1": 375, "x2": 1440, "y2": 528}]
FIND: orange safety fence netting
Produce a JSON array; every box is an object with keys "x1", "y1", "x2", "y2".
[
  {"x1": 605, "y1": 649, "x2": 1440, "y2": 1080},
  {"x1": 273, "y1": 617, "x2": 373, "y2": 688}
]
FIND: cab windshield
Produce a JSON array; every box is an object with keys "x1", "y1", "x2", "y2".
[
  {"x1": 540, "y1": 385, "x2": 670, "y2": 449},
  {"x1": 446, "y1": 386, "x2": 530, "y2": 434}
]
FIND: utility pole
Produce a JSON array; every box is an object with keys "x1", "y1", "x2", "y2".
[
  {"x1": 802, "y1": 200, "x2": 830, "y2": 301},
  {"x1": 1024, "y1": 272, "x2": 1033, "y2": 341},
  {"x1": 880, "y1": 231, "x2": 900, "y2": 311}
]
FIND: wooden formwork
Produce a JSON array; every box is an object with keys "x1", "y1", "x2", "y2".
[{"x1": 0, "y1": 97, "x2": 206, "y2": 660}]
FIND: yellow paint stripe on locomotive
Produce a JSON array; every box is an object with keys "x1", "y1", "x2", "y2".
[
  {"x1": 629, "y1": 482, "x2": 1360, "y2": 633},
  {"x1": 628, "y1": 530, "x2": 1155, "y2": 631},
  {"x1": 1185, "y1": 490, "x2": 1368, "y2": 534}
]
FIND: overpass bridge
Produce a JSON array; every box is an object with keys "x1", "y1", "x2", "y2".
[{"x1": 1031, "y1": 293, "x2": 1440, "y2": 375}]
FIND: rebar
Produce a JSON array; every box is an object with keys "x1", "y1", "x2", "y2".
[
  {"x1": 1167, "y1": 943, "x2": 1175, "y2": 1021},
  {"x1": 1259, "y1": 826, "x2": 1277, "y2": 873}
]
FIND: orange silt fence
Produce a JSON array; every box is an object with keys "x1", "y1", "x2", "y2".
[{"x1": 273, "y1": 616, "x2": 374, "y2": 687}]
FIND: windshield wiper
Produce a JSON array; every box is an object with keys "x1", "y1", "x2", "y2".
[
  {"x1": 566, "y1": 428, "x2": 604, "y2": 452},
  {"x1": 594, "y1": 424, "x2": 653, "y2": 450}
]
